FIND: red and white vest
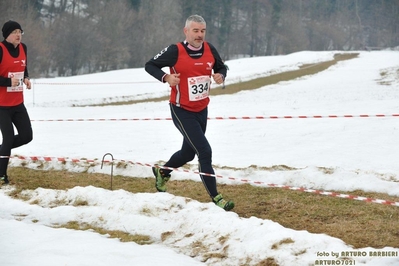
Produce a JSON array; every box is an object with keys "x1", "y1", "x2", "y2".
[
  {"x1": 169, "y1": 42, "x2": 215, "y2": 112},
  {"x1": 0, "y1": 43, "x2": 26, "y2": 106}
]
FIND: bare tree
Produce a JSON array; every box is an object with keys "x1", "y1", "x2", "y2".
[
  {"x1": 1, "y1": 0, "x2": 398, "y2": 77},
  {"x1": 137, "y1": 0, "x2": 181, "y2": 64},
  {"x1": 85, "y1": 0, "x2": 137, "y2": 72}
]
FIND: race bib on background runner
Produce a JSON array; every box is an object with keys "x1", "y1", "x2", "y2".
[
  {"x1": 7, "y1": 71, "x2": 24, "y2": 92},
  {"x1": 188, "y1": 75, "x2": 211, "y2": 101}
]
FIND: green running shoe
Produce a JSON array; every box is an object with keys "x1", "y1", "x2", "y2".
[
  {"x1": 1, "y1": 175, "x2": 9, "y2": 185},
  {"x1": 213, "y1": 194, "x2": 234, "y2": 211},
  {"x1": 152, "y1": 166, "x2": 170, "y2": 192}
]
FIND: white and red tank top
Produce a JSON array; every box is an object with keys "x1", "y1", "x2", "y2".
[
  {"x1": 0, "y1": 43, "x2": 26, "y2": 106},
  {"x1": 169, "y1": 42, "x2": 215, "y2": 112}
]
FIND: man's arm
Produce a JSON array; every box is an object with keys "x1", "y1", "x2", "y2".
[
  {"x1": 144, "y1": 44, "x2": 178, "y2": 82},
  {"x1": 0, "y1": 46, "x2": 11, "y2": 87},
  {"x1": 208, "y1": 43, "x2": 227, "y2": 79},
  {"x1": 22, "y1": 43, "x2": 29, "y2": 79}
]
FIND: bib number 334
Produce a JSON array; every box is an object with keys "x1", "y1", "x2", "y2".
[{"x1": 188, "y1": 75, "x2": 211, "y2": 101}]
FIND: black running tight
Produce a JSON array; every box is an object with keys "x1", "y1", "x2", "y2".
[
  {"x1": 163, "y1": 103, "x2": 218, "y2": 198},
  {"x1": 0, "y1": 103, "x2": 33, "y2": 176}
]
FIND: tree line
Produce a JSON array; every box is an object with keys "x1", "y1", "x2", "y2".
[{"x1": 1, "y1": 0, "x2": 398, "y2": 78}]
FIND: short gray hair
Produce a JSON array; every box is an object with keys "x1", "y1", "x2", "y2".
[{"x1": 185, "y1": 15, "x2": 206, "y2": 28}]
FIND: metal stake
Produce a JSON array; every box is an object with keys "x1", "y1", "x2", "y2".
[{"x1": 101, "y1": 153, "x2": 114, "y2": 190}]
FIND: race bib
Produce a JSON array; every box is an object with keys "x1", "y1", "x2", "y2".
[
  {"x1": 7, "y1": 71, "x2": 24, "y2": 92},
  {"x1": 188, "y1": 75, "x2": 211, "y2": 101}
]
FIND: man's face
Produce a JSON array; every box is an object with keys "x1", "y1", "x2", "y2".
[
  {"x1": 6, "y1": 29, "x2": 23, "y2": 47},
  {"x1": 184, "y1": 22, "x2": 206, "y2": 48}
]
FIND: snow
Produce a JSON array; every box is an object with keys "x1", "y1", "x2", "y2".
[{"x1": 1, "y1": 50, "x2": 399, "y2": 265}]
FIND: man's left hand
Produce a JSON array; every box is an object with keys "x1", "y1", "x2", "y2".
[
  {"x1": 24, "y1": 78, "x2": 31, "y2": 89},
  {"x1": 212, "y1": 73, "x2": 224, "y2": 84}
]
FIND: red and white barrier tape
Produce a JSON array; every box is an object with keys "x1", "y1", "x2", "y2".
[
  {"x1": 8, "y1": 154, "x2": 399, "y2": 207},
  {"x1": 31, "y1": 118, "x2": 172, "y2": 122},
  {"x1": 34, "y1": 81, "x2": 158, "y2": 85},
  {"x1": 30, "y1": 114, "x2": 399, "y2": 122}
]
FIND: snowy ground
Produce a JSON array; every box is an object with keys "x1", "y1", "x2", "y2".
[{"x1": 1, "y1": 50, "x2": 399, "y2": 265}]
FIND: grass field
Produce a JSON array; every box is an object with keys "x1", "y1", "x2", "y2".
[{"x1": 7, "y1": 166, "x2": 399, "y2": 249}]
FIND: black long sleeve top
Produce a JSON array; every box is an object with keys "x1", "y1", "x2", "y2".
[{"x1": 145, "y1": 41, "x2": 227, "y2": 82}]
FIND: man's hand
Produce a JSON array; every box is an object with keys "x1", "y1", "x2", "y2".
[
  {"x1": 212, "y1": 73, "x2": 224, "y2": 84},
  {"x1": 11, "y1": 78, "x2": 21, "y2": 87},
  {"x1": 165, "y1": 73, "x2": 180, "y2": 86},
  {"x1": 24, "y1": 78, "x2": 31, "y2": 89}
]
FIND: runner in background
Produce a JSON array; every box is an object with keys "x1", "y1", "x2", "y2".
[{"x1": 0, "y1": 20, "x2": 33, "y2": 185}]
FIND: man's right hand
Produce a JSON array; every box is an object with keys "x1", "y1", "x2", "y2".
[
  {"x1": 165, "y1": 73, "x2": 180, "y2": 86},
  {"x1": 11, "y1": 78, "x2": 22, "y2": 87}
]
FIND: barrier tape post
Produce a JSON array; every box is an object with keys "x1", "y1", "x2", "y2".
[{"x1": 101, "y1": 153, "x2": 114, "y2": 190}]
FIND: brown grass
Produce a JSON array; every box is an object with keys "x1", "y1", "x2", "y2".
[
  {"x1": 81, "y1": 53, "x2": 359, "y2": 107},
  {"x1": 6, "y1": 166, "x2": 399, "y2": 249}
]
